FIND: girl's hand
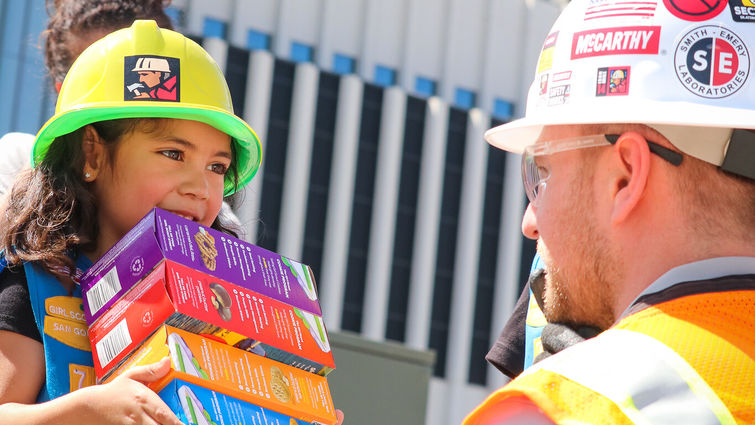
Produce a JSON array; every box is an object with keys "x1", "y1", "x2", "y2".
[{"x1": 75, "y1": 357, "x2": 182, "y2": 425}]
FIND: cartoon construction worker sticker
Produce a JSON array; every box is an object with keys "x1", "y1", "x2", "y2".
[
  {"x1": 596, "y1": 66, "x2": 630, "y2": 96},
  {"x1": 123, "y1": 55, "x2": 180, "y2": 101}
]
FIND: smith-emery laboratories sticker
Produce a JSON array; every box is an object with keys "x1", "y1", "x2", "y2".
[{"x1": 674, "y1": 25, "x2": 749, "y2": 99}]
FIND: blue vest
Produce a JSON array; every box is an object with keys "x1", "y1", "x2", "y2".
[{"x1": 0, "y1": 255, "x2": 96, "y2": 401}]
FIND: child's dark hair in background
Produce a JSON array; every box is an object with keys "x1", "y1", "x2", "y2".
[{"x1": 44, "y1": 0, "x2": 174, "y2": 86}]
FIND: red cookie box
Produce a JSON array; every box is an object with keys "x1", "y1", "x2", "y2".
[{"x1": 88, "y1": 259, "x2": 334, "y2": 380}]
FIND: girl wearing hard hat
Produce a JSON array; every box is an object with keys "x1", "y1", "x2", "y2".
[{"x1": 0, "y1": 20, "x2": 261, "y2": 424}]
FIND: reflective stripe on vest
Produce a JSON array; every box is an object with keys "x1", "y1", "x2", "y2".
[{"x1": 522, "y1": 328, "x2": 736, "y2": 425}]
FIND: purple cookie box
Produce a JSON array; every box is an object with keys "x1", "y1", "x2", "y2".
[{"x1": 81, "y1": 208, "x2": 322, "y2": 325}]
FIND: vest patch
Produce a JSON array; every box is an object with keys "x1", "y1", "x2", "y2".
[
  {"x1": 44, "y1": 315, "x2": 91, "y2": 352},
  {"x1": 45, "y1": 296, "x2": 86, "y2": 323},
  {"x1": 68, "y1": 364, "x2": 96, "y2": 392}
]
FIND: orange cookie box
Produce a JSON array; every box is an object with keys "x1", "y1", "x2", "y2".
[{"x1": 105, "y1": 325, "x2": 337, "y2": 425}]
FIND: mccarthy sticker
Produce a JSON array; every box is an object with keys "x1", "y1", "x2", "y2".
[
  {"x1": 674, "y1": 25, "x2": 749, "y2": 98},
  {"x1": 124, "y1": 55, "x2": 180, "y2": 101},
  {"x1": 729, "y1": 0, "x2": 755, "y2": 22},
  {"x1": 571, "y1": 26, "x2": 660, "y2": 59}
]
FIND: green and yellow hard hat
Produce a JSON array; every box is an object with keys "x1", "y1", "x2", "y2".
[{"x1": 33, "y1": 20, "x2": 262, "y2": 195}]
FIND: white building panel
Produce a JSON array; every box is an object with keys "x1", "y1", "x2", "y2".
[
  {"x1": 318, "y1": 0, "x2": 366, "y2": 72},
  {"x1": 405, "y1": 97, "x2": 449, "y2": 350},
  {"x1": 277, "y1": 63, "x2": 319, "y2": 260},
  {"x1": 480, "y1": 0, "x2": 530, "y2": 114},
  {"x1": 230, "y1": 0, "x2": 281, "y2": 47},
  {"x1": 202, "y1": 38, "x2": 228, "y2": 73},
  {"x1": 444, "y1": 109, "x2": 491, "y2": 421},
  {"x1": 441, "y1": 0, "x2": 488, "y2": 103},
  {"x1": 361, "y1": 86, "x2": 408, "y2": 341},
  {"x1": 185, "y1": 0, "x2": 233, "y2": 36},
  {"x1": 236, "y1": 50, "x2": 275, "y2": 242},
  {"x1": 319, "y1": 75, "x2": 365, "y2": 330},
  {"x1": 518, "y1": 0, "x2": 563, "y2": 111},
  {"x1": 360, "y1": 0, "x2": 408, "y2": 83},
  {"x1": 401, "y1": 0, "x2": 450, "y2": 91},
  {"x1": 274, "y1": 0, "x2": 324, "y2": 60}
]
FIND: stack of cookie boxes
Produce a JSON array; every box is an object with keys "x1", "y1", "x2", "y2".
[{"x1": 81, "y1": 208, "x2": 337, "y2": 425}]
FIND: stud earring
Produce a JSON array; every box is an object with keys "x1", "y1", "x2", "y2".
[{"x1": 85, "y1": 172, "x2": 91, "y2": 179}]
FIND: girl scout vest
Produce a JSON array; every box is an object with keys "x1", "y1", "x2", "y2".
[
  {"x1": 22, "y1": 256, "x2": 95, "y2": 402},
  {"x1": 464, "y1": 277, "x2": 755, "y2": 425}
]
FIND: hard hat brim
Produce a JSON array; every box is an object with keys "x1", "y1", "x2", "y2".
[
  {"x1": 485, "y1": 99, "x2": 755, "y2": 162},
  {"x1": 32, "y1": 103, "x2": 262, "y2": 195}
]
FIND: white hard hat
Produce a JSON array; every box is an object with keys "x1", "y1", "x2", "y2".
[
  {"x1": 131, "y1": 56, "x2": 171, "y2": 73},
  {"x1": 487, "y1": 0, "x2": 755, "y2": 179}
]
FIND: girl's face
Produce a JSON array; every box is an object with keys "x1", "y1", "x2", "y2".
[{"x1": 89, "y1": 119, "x2": 232, "y2": 257}]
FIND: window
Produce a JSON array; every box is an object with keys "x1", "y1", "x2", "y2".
[
  {"x1": 202, "y1": 17, "x2": 227, "y2": 39},
  {"x1": 333, "y1": 53, "x2": 356, "y2": 75},
  {"x1": 385, "y1": 96, "x2": 427, "y2": 342},
  {"x1": 415, "y1": 76, "x2": 437, "y2": 97},
  {"x1": 342, "y1": 83, "x2": 385, "y2": 332},
  {"x1": 302, "y1": 72, "x2": 341, "y2": 278},
  {"x1": 374, "y1": 65, "x2": 397, "y2": 87},
  {"x1": 455, "y1": 88, "x2": 477, "y2": 109},
  {"x1": 255, "y1": 60, "x2": 296, "y2": 251},
  {"x1": 493, "y1": 98, "x2": 514, "y2": 121},
  {"x1": 291, "y1": 41, "x2": 314, "y2": 63},
  {"x1": 247, "y1": 29, "x2": 271, "y2": 51}
]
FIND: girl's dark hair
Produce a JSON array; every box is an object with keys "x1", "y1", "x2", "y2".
[
  {"x1": 0, "y1": 118, "x2": 240, "y2": 291},
  {"x1": 43, "y1": 0, "x2": 175, "y2": 85}
]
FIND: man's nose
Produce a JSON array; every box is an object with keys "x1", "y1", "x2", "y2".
[{"x1": 522, "y1": 202, "x2": 539, "y2": 240}]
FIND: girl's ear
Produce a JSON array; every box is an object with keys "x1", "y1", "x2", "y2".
[{"x1": 81, "y1": 125, "x2": 105, "y2": 182}]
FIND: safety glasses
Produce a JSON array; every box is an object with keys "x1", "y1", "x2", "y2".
[{"x1": 522, "y1": 134, "x2": 683, "y2": 205}]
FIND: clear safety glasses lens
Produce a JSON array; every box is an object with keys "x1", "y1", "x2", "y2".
[
  {"x1": 521, "y1": 134, "x2": 612, "y2": 205},
  {"x1": 522, "y1": 151, "x2": 548, "y2": 205}
]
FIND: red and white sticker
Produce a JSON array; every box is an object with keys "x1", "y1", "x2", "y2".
[
  {"x1": 674, "y1": 25, "x2": 750, "y2": 98},
  {"x1": 571, "y1": 26, "x2": 661, "y2": 59},
  {"x1": 663, "y1": 0, "x2": 728, "y2": 21},
  {"x1": 585, "y1": 0, "x2": 657, "y2": 21}
]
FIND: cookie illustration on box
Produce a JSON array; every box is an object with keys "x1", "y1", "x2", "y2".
[
  {"x1": 281, "y1": 256, "x2": 317, "y2": 301},
  {"x1": 208, "y1": 282, "x2": 232, "y2": 321},
  {"x1": 270, "y1": 366, "x2": 292, "y2": 403},
  {"x1": 178, "y1": 385, "x2": 218, "y2": 425},
  {"x1": 194, "y1": 228, "x2": 217, "y2": 271},
  {"x1": 168, "y1": 333, "x2": 209, "y2": 379}
]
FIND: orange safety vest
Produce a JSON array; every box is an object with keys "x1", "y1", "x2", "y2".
[{"x1": 464, "y1": 281, "x2": 755, "y2": 425}]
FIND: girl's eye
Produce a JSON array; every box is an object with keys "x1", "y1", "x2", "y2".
[
  {"x1": 161, "y1": 150, "x2": 183, "y2": 161},
  {"x1": 209, "y1": 163, "x2": 229, "y2": 175}
]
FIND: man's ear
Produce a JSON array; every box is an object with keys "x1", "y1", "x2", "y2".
[
  {"x1": 609, "y1": 132, "x2": 651, "y2": 225},
  {"x1": 81, "y1": 125, "x2": 106, "y2": 182}
]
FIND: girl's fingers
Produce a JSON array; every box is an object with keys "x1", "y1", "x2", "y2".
[
  {"x1": 135, "y1": 381, "x2": 183, "y2": 425},
  {"x1": 142, "y1": 395, "x2": 183, "y2": 425},
  {"x1": 122, "y1": 357, "x2": 173, "y2": 384}
]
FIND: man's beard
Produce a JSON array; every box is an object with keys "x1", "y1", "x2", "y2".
[{"x1": 536, "y1": 167, "x2": 620, "y2": 331}]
